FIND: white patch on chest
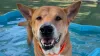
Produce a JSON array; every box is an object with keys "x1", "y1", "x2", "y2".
[{"x1": 42, "y1": 45, "x2": 60, "y2": 55}]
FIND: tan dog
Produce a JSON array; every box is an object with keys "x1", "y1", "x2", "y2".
[{"x1": 17, "y1": 1, "x2": 81, "y2": 56}]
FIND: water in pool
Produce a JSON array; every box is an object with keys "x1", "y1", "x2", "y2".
[{"x1": 0, "y1": 18, "x2": 100, "y2": 56}]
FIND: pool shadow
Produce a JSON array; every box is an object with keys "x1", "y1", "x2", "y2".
[
  {"x1": 0, "y1": 0, "x2": 70, "y2": 15},
  {"x1": 75, "y1": 2, "x2": 100, "y2": 26}
]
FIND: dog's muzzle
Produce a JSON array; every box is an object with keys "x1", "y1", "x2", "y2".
[
  {"x1": 39, "y1": 24, "x2": 61, "y2": 50},
  {"x1": 40, "y1": 25, "x2": 53, "y2": 37}
]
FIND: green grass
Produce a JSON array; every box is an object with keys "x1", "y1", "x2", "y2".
[{"x1": 0, "y1": 0, "x2": 100, "y2": 26}]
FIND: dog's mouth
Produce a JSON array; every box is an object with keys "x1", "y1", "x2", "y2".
[{"x1": 40, "y1": 34, "x2": 61, "y2": 50}]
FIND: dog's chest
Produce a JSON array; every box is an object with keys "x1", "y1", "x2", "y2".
[{"x1": 42, "y1": 46, "x2": 61, "y2": 55}]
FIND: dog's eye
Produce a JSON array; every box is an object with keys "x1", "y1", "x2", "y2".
[
  {"x1": 55, "y1": 16, "x2": 62, "y2": 21},
  {"x1": 36, "y1": 16, "x2": 42, "y2": 20}
]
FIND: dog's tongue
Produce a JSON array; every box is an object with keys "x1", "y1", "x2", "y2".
[{"x1": 41, "y1": 38, "x2": 54, "y2": 45}]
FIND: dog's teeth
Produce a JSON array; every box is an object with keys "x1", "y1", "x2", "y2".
[
  {"x1": 44, "y1": 44, "x2": 51, "y2": 46},
  {"x1": 44, "y1": 45, "x2": 46, "y2": 46},
  {"x1": 51, "y1": 40, "x2": 54, "y2": 44},
  {"x1": 41, "y1": 39, "x2": 56, "y2": 47},
  {"x1": 41, "y1": 42, "x2": 44, "y2": 46}
]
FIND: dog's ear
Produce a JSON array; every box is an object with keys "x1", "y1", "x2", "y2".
[
  {"x1": 64, "y1": 1, "x2": 81, "y2": 22},
  {"x1": 17, "y1": 4, "x2": 33, "y2": 45},
  {"x1": 17, "y1": 4, "x2": 35, "y2": 20}
]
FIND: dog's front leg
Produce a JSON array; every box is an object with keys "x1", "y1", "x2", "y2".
[{"x1": 27, "y1": 25, "x2": 33, "y2": 45}]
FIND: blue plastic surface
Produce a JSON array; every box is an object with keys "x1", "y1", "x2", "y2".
[
  {"x1": 88, "y1": 48, "x2": 100, "y2": 56},
  {"x1": 0, "y1": 10, "x2": 23, "y2": 24},
  {"x1": 69, "y1": 23, "x2": 100, "y2": 33},
  {"x1": 0, "y1": 52, "x2": 6, "y2": 56}
]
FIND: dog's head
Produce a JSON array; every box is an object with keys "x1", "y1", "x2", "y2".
[{"x1": 17, "y1": 1, "x2": 81, "y2": 54}]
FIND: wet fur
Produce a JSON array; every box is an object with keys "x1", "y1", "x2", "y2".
[{"x1": 17, "y1": 1, "x2": 81, "y2": 56}]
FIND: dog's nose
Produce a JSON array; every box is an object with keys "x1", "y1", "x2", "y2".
[{"x1": 40, "y1": 25, "x2": 53, "y2": 37}]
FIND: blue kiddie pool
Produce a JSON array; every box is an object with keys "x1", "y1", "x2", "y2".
[{"x1": 0, "y1": 10, "x2": 100, "y2": 56}]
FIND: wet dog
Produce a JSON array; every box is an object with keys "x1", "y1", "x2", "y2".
[{"x1": 17, "y1": 1, "x2": 81, "y2": 56}]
